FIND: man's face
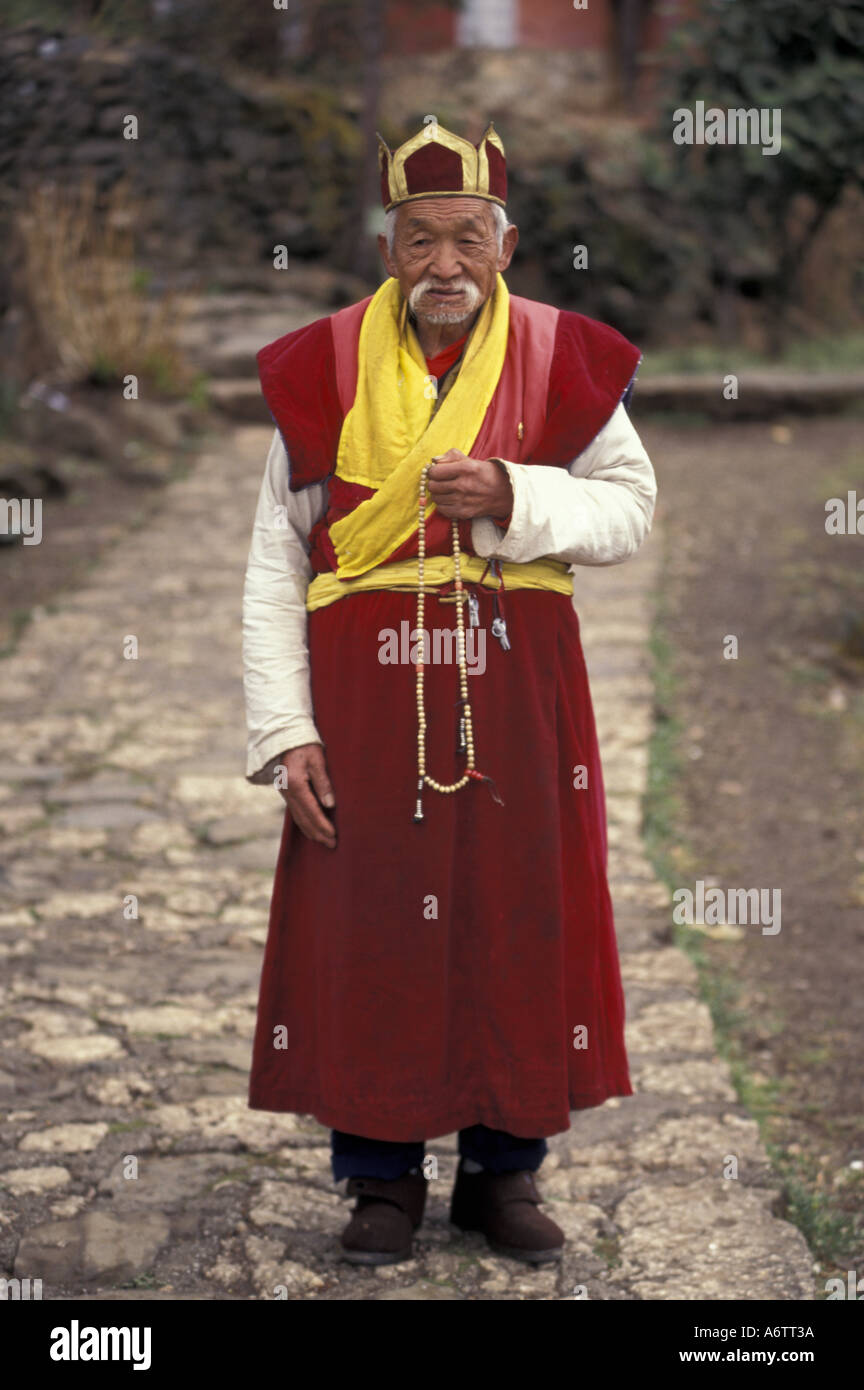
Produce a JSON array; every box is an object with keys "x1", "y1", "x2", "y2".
[{"x1": 378, "y1": 196, "x2": 518, "y2": 328}]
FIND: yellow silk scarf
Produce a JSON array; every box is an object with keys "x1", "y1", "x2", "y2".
[{"x1": 327, "y1": 272, "x2": 511, "y2": 579}]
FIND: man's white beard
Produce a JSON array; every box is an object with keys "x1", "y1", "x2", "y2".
[{"x1": 408, "y1": 275, "x2": 483, "y2": 325}]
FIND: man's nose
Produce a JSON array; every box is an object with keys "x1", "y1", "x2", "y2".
[{"x1": 427, "y1": 241, "x2": 462, "y2": 280}]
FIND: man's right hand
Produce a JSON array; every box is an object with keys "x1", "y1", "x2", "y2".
[{"x1": 274, "y1": 743, "x2": 337, "y2": 850}]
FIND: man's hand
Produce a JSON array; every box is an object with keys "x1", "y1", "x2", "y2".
[
  {"x1": 274, "y1": 743, "x2": 337, "y2": 850},
  {"x1": 427, "y1": 449, "x2": 513, "y2": 521}
]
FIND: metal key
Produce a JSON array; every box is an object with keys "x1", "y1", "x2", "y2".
[
  {"x1": 467, "y1": 593, "x2": 480, "y2": 628},
  {"x1": 491, "y1": 615, "x2": 511, "y2": 652}
]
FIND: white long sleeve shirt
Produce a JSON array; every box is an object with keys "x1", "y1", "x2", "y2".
[{"x1": 242, "y1": 402, "x2": 656, "y2": 783}]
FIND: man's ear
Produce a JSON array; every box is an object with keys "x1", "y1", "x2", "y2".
[
  {"x1": 497, "y1": 223, "x2": 519, "y2": 273},
  {"x1": 378, "y1": 233, "x2": 397, "y2": 278}
]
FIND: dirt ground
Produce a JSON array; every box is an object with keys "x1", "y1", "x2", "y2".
[
  {"x1": 637, "y1": 412, "x2": 864, "y2": 1266},
  {"x1": 0, "y1": 411, "x2": 201, "y2": 653}
]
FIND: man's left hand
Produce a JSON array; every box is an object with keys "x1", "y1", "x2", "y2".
[{"x1": 427, "y1": 449, "x2": 513, "y2": 521}]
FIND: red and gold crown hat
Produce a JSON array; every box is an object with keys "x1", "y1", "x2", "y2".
[{"x1": 377, "y1": 120, "x2": 507, "y2": 212}]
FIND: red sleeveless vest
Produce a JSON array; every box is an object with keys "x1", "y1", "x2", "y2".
[{"x1": 257, "y1": 292, "x2": 641, "y2": 573}]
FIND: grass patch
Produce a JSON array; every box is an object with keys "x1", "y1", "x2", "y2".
[
  {"x1": 13, "y1": 176, "x2": 195, "y2": 397},
  {"x1": 185, "y1": 373, "x2": 212, "y2": 411},
  {"x1": 780, "y1": 1173, "x2": 856, "y2": 1279},
  {"x1": 784, "y1": 662, "x2": 833, "y2": 686},
  {"x1": 1, "y1": 0, "x2": 68, "y2": 23},
  {"x1": 641, "y1": 334, "x2": 864, "y2": 376},
  {"x1": 0, "y1": 608, "x2": 34, "y2": 659},
  {"x1": 642, "y1": 599, "x2": 687, "y2": 887},
  {"x1": 203, "y1": 1155, "x2": 283, "y2": 1192},
  {"x1": 593, "y1": 1234, "x2": 621, "y2": 1270}
]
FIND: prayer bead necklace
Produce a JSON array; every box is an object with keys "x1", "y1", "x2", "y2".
[{"x1": 413, "y1": 463, "x2": 502, "y2": 823}]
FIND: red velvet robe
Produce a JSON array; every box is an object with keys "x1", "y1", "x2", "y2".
[{"x1": 247, "y1": 291, "x2": 640, "y2": 1140}]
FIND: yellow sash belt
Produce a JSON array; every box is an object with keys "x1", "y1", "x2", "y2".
[{"x1": 306, "y1": 554, "x2": 573, "y2": 612}]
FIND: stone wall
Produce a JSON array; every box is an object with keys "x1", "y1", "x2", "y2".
[{"x1": 0, "y1": 23, "x2": 359, "y2": 281}]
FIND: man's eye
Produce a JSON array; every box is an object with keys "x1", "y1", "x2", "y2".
[{"x1": 411, "y1": 239, "x2": 429, "y2": 247}]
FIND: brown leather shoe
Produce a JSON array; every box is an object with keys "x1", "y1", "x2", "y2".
[
  {"x1": 340, "y1": 1171, "x2": 428, "y2": 1265},
  {"x1": 449, "y1": 1160, "x2": 564, "y2": 1264}
]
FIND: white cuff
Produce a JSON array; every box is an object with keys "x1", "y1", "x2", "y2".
[{"x1": 246, "y1": 724, "x2": 325, "y2": 785}]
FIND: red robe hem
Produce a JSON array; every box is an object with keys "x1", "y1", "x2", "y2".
[{"x1": 246, "y1": 1083, "x2": 634, "y2": 1145}]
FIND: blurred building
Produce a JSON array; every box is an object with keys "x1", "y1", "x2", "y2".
[{"x1": 384, "y1": 0, "x2": 688, "y2": 104}]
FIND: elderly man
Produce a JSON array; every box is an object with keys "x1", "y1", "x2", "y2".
[{"x1": 242, "y1": 121, "x2": 656, "y2": 1267}]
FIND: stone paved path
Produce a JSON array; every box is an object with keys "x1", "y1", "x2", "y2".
[{"x1": 0, "y1": 405, "x2": 815, "y2": 1300}]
